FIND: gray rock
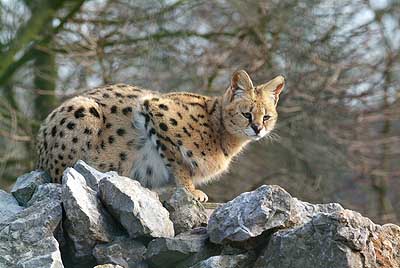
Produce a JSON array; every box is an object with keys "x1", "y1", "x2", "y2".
[
  {"x1": 254, "y1": 209, "x2": 400, "y2": 268},
  {"x1": 163, "y1": 187, "x2": 208, "y2": 234},
  {"x1": 99, "y1": 174, "x2": 174, "y2": 238},
  {"x1": 11, "y1": 170, "x2": 51, "y2": 206},
  {"x1": 190, "y1": 254, "x2": 254, "y2": 268},
  {"x1": 208, "y1": 185, "x2": 292, "y2": 244},
  {"x1": 0, "y1": 189, "x2": 23, "y2": 223},
  {"x1": 26, "y1": 183, "x2": 62, "y2": 206},
  {"x1": 93, "y1": 237, "x2": 147, "y2": 268},
  {"x1": 208, "y1": 185, "x2": 344, "y2": 244},
  {"x1": 0, "y1": 199, "x2": 63, "y2": 268},
  {"x1": 146, "y1": 232, "x2": 209, "y2": 267},
  {"x1": 74, "y1": 160, "x2": 107, "y2": 191},
  {"x1": 289, "y1": 197, "x2": 343, "y2": 226},
  {"x1": 62, "y1": 168, "x2": 122, "y2": 258}
]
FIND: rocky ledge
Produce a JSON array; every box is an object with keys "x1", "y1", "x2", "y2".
[{"x1": 0, "y1": 160, "x2": 399, "y2": 268}]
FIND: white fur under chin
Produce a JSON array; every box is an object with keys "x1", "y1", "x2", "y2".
[{"x1": 244, "y1": 126, "x2": 268, "y2": 140}]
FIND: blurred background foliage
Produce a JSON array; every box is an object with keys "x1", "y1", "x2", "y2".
[{"x1": 0, "y1": 0, "x2": 399, "y2": 224}]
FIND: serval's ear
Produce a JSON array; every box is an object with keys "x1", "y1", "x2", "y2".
[
  {"x1": 227, "y1": 70, "x2": 254, "y2": 101},
  {"x1": 259, "y1": 75, "x2": 285, "y2": 106}
]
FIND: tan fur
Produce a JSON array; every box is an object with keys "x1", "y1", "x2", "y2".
[{"x1": 36, "y1": 70, "x2": 285, "y2": 201}]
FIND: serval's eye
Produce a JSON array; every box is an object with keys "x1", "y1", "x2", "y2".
[
  {"x1": 263, "y1": 115, "x2": 271, "y2": 121},
  {"x1": 242, "y1": 112, "x2": 252, "y2": 120}
]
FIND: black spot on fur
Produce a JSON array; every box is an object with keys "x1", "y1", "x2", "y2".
[
  {"x1": 186, "y1": 150, "x2": 193, "y2": 157},
  {"x1": 67, "y1": 122, "x2": 76, "y2": 130},
  {"x1": 68, "y1": 154, "x2": 73, "y2": 160},
  {"x1": 143, "y1": 100, "x2": 150, "y2": 110},
  {"x1": 89, "y1": 107, "x2": 100, "y2": 118},
  {"x1": 159, "y1": 104, "x2": 168, "y2": 111},
  {"x1": 101, "y1": 140, "x2": 106, "y2": 149},
  {"x1": 61, "y1": 144, "x2": 66, "y2": 150},
  {"x1": 98, "y1": 129, "x2": 103, "y2": 136},
  {"x1": 169, "y1": 118, "x2": 178, "y2": 126},
  {"x1": 161, "y1": 144, "x2": 167, "y2": 151},
  {"x1": 190, "y1": 115, "x2": 199, "y2": 122},
  {"x1": 59, "y1": 131, "x2": 64, "y2": 138},
  {"x1": 72, "y1": 137, "x2": 78, "y2": 143},
  {"x1": 55, "y1": 168, "x2": 60, "y2": 175},
  {"x1": 175, "y1": 133, "x2": 182, "y2": 138},
  {"x1": 108, "y1": 136, "x2": 115, "y2": 144},
  {"x1": 159, "y1": 123, "x2": 168, "y2": 131},
  {"x1": 74, "y1": 107, "x2": 85, "y2": 118},
  {"x1": 183, "y1": 127, "x2": 191, "y2": 137},
  {"x1": 177, "y1": 112, "x2": 183, "y2": 119},
  {"x1": 103, "y1": 93, "x2": 110, "y2": 98},
  {"x1": 154, "y1": 112, "x2": 164, "y2": 117},
  {"x1": 122, "y1": 107, "x2": 132, "y2": 115},
  {"x1": 51, "y1": 126, "x2": 57, "y2": 137},
  {"x1": 86, "y1": 141, "x2": 92, "y2": 149},
  {"x1": 149, "y1": 128, "x2": 156, "y2": 136},
  {"x1": 146, "y1": 166, "x2": 153, "y2": 176},
  {"x1": 84, "y1": 128, "x2": 92, "y2": 135},
  {"x1": 60, "y1": 118, "x2": 66, "y2": 125},
  {"x1": 115, "y1": 92, "x2": 123, "y2": 98},
  {"x1": 120, "y1": 152, "x2": 127, "y2": 161},
  {"x1": 127, "y1": 94, "x2": 137, "y2": 99},
  {"x1": 177, "y1": 140, "x2": 183, "y2": 146},
  {"x1": 116, "y1": 128, "x2": 126, "y2": 136},
  {"x1": 194, "y1": 142, "x2": 200, "y2": 149},
  {"x1": 111, "y1": 106, "x2": 117, "y2": 113},
  {"x1": 201, "y1": 151, "x2": 206, "y2": 156},
  {"x1": 58, "y1": 154, "x2": 64, "y2": 160},
  {"x1": 67, "y1": 106, "x2": 74, "y2": 112}
]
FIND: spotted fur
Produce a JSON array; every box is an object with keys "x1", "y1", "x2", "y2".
[{"x1": 36, "y1": 70, "x2": 285, "y2": 201}]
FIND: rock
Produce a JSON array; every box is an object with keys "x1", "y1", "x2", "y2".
[
  {"x1": 0, "y1": 199, "x2": 63, "y2": 268},
  {"x1": 163, "y1": 187, "x2": 208, "y2": 234},
  {"x1": 93, "y1": 237, "x2": 147, "y2": 268},
  {"x1": 208, "y1": 185, "x2": 292, "y2": 244},
  {"x1": 62, "y1": 168, "x2": 122, "y2": 258},
  {"x1": 208, "y1": 185, "x2": 344, "y2": 244},
  {"x1": 254, "y1": 209, "x2": 400, "y2": 268},
  {"x1": 0, "y1": 189, "x2": 23, "y2": 223},
  {"x1": 11, "y1": 170, "x2": 51, "y2": 206},
  {"x1": 74, "y1": 160, "x2": 107, "y2": 191},
  {"x1": 26, "y1": 183, "x2": 62, "y2": 206},
  {"x1": 99, "y1": 174, "x2": 174, "y2": 238},
  {"x1": 289, "y1": 197, "x2": 343, "y2": 226},
  {"x1": 190, "y1": 254, "x2": 254, "y2": 268},
  {"x1": 371, "y1": 224, "x2": 400, "y2": 268},
  {"x1": 146, "y1": 232, "x2": 209, "y2": 267}
]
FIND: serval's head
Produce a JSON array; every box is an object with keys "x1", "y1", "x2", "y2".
[{"x1": 222, "y1": 70, "x2": 285, "y2": 140}]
